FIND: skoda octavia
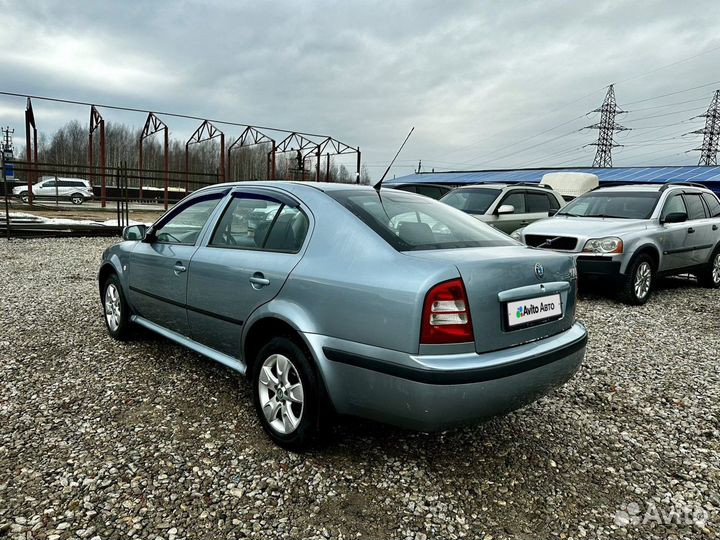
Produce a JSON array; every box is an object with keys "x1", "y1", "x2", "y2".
[{"x1": 98, "y1": 182, "x2": 587, "y2": 450}]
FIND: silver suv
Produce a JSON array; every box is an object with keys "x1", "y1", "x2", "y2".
[
  {"x1": 517, "y1": 183, "x2": 720, "y2": 304},
  {"x1": 13, "y1": 177, "x2": 94, "y2": 205},
  {"x1": 440, "y1": 183, "x2": 566, "y2": 234}
]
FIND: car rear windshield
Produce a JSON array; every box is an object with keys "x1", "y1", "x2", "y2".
[
  {"x1": 440, "y1": 188, "x2": 501, "y2": 214},
  {"x1": 557, "y1": 191, "x2": 660, "y2": 219},
  {"x1": 328, "y1": 189, "x2": 515, "y2": 251}
]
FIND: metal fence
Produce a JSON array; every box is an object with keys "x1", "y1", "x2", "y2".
[{"x1": 1, "y1": 158, "x2": 224, "y2": 239}]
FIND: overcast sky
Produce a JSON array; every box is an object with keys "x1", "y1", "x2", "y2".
[{"x1": 1, "y1": 0, "x2": 720, "y2": 180}]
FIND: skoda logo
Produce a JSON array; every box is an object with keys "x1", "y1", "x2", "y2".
[{"x1": 534, "y1": 263, "x2": 544, "y2": 279}]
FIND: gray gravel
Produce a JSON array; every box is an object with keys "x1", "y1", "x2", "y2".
[{"x1": 0, "y1": 237, "x2": 718, "y2": 540}]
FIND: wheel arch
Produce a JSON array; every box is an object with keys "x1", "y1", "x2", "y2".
[{"x1": 625, "y1": 243, "x2": 660, "y2": 274}]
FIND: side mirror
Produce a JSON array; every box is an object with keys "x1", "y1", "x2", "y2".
[
  {"x1": 497, "y1": 204, "x2": 515, "y2": 215},
  {"x1": 548, "y1": 208, "x2": 558, "y2": 217},
  {"x1": 661, "y1": 212, "x2": 688, "y2": 224},
  {"x1": 122, "y1": 224, "x2": 148, "y2": 241}
]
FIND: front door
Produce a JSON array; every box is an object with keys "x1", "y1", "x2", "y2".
[
  {"x1": 487, "y1": 191, "x2": 527, "y2": 233},
  {"x1": 186, "y1": 191, "x2": 310, "y2": 359},
  {"x1": 128, "y1": 192, "x2": 226, "y2": 336},
  {"x1": 683, "y1": 193, "x2": 715, "y2": 266},
  {"x1": 658, "y1": 194, "x2": 692, "y2": 271}
]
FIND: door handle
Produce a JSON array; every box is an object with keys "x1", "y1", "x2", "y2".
[
  {"x1": 249, "y1": 272, "x2": 270, "y2": 288},
  {"x1": 173, "y1": 262, "x2": 187, "y2": 275},
  {"x1": 688, "y1": 227, "x2": 695, "y2": 234}
]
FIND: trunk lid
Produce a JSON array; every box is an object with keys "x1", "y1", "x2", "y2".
[{"x1": 406, "y1": 246, "x2": 577, "y2": 353}]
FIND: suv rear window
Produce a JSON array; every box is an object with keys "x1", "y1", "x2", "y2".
[
  {"x1": 440, "y1": 188, "x2": 501, "y2": 214},
  {"x1": 329, "y1": 189, "x2": 514, "y2": 251}
]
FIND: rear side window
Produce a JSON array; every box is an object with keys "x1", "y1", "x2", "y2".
[
  {"x1": 702, "y1": 193, "x2": 720, "y2": 217},
  {"x1": 683, "y1": 194, "x2": 707, "y2": 220},
  {"x1": 526, "y1": 192, "x2": 553, "y2": 213},
  {"x1": 210, "y1": 195, "x2": 309, "y2": 253}
]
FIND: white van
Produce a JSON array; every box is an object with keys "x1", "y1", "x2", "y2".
[{"x1": 541, "y1": 172, "x2": 599, "y2": 201}]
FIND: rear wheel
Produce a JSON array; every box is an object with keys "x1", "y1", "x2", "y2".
[
  {"x1": 618, "y1": 255, "x2": 654, "y2": 305},
  {"x1": 252, "y1": 336, "x2": 321, "y2": 451},
  {"x1": 70, "y1": 193, "x2": 84, "y2": 205},
  {"x1": 102, "y1": 274, "x2": 133, "y2": 340},
  {"x1": 697, "y1": 248, "x2": 720, "y2": 289}
]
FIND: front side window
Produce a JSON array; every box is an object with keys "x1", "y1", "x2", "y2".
[
  {"x1": 154, "y1": 195, "x2": 223, "y2": 245},
  {"x1": 661, "y1": 194, "x2": 687, "y2": 220},
  {"x1": 500, "y1": 192, "x2": 526, "y2": 214},
  {"x1": 559, "y1": 191, "x2": 660, "y2": 219},
  {"x1": 211, "y1": 195, "x2": 309, "y2": 253},
  {"x1": 683, "y1": 193, "x2": 707, "y2": 220},
  {"x1": 329, "y1": 189, "x2": 514, "y2": 251},
  {"x1": 440, "y1": 188, "x2": 501, "y2": 214},
  {"x1": 702, "y1": 192, "x2": 720, "y2": 217}
]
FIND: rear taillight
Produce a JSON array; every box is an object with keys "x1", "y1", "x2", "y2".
[{"x1": 420, "y1": 279, "x2": 474, "y2": 344}]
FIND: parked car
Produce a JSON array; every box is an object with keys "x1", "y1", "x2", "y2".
[
  {"x1": 13, "y1": 177, "x2": 94, "y2": 205},
  {"x1": 386, "y1": 183, "x2": 454, "y2": 199},
  {"x1": 440, "y1": 183, "x2": 566, "y2": 233},
  {"x1": 515, "y1": 183, "x2": 720, "y2": 304},
  {"x1": 99, "y1": 182, "x2": 587, "y2": 450}
]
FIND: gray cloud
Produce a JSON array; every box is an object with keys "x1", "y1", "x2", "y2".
[{"x1": 1, "y1": 0, "x2": 719, "y2": 178}]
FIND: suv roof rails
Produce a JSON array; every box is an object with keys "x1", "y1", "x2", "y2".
[
  {"x1": 512, "y1": 182, "x2": 553, "y2": 190},
  {"x1": 659, "y1": 182, "x2": 707, "y2": 192}
]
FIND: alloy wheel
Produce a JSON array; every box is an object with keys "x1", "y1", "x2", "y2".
[
  {"x1": 104, "y1": 283, "x2": 121, "y2": 332},
  {"x1": 713, "y1": 253, "x2": 720, "y2": 284},
  {"x1": 257, "y1": 353, "x2": 304, "y2": 435},
  {"x1": 634, "y1": 262, "x2": 652, "y2": 300}
]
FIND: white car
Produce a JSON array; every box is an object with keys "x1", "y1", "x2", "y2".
[{"x1": 13, "y1": 177, "x2": 94, "y2": 205}]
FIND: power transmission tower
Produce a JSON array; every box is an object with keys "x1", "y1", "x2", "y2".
[
  {"x1": 585, "y1": 85, "x2": 629, "y2": 167},
  {"x1": 690, "y1": 90, "x2": 720, "y2": 166}
]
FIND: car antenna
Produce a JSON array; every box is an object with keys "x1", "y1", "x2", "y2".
[{"x1": 373, "y1": 127, "x2": 414, "y2": 191}]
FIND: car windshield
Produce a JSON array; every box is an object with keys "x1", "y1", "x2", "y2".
[
  {"x1": 440, "y1": 188, "x2": 501, "y2": 214},
  {"x1": 328, "y1": 189, "x2": 515, "y2": 251},
  {"x1": 557, "y1": 191, "x2": 660, "y2": 219}
]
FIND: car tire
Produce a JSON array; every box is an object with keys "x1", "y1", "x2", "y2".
[
  {"x1": 618, "y1": 254, "x2": 654, "y2": 305},
  {"x1": 252, "y1": 336, "x2": 323, "y2": 451},
  {"x1": 697, "y1": 248, "x2": 720, "y2": 289},
  {"x1": 70, "y1": 193, "x2": 84, "y2": 205},
  {"x1": 19, "y1": 191, "x2": 28, "y2": 203},
  {"x1": 102, "y1": 274, "x2": 134, "y2": 340}
]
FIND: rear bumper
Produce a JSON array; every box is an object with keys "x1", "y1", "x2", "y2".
[{"x1": 304, "y1": 322, "x2": 587, "y2": 432}]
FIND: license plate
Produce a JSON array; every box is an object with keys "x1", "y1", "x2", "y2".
[{"x1": 506, "y1": 293, "x2": 562, "y2": 328}]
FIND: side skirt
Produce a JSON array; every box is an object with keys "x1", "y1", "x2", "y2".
[{"x1": 131, "y1": 315, "x2": 246, "y2": 375}]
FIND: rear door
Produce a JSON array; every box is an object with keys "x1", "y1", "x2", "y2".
[
  {"x1": 186, "y1": 190, "x2": 311, "y2": 358},
  {"x1": 525, "y1": 190, "x2": 559, "y2": 224},
  {"x1": 128, "y1": 191, "x2": 227, "y2": 336}
]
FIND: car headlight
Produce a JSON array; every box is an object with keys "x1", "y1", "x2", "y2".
[
  {"x1": 582, "y1": 236, "x2": 623, "y2": 254},
  {"x1": 510, "y1": 227, "x2": 525, "y2": 242}
]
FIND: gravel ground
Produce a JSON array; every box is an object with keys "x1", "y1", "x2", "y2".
[{"x1": 0, "y1": 237, "x2": 718, "y2": 540}]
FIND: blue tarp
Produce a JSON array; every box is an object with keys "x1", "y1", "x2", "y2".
[{"x1": 385, "y1": 166, "x2": 720, "y2": 194}]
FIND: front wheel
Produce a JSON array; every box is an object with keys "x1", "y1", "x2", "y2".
[
  {"x1": 252, "y1": 337, "x2": 322, "y2": 451},
  {"x1": 19, "y1": 191, "x2": 28, "y2": 203},
  {"x1": 70, "y1": 193, "x2": 85, "y2": 205},
  {"x1": 102, "y1": 275, "x2": 133, "y2": 340},
  {"x1": 697, "y1": 249, "x2": 720, "y2": 289},
  {"x1": 618, "y1": 255, "x2": 654, "y2": 305}
]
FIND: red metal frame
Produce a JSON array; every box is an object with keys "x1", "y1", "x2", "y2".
[
  {"x1": 139, "y1": 113, "x2": 170, "y2": 209},
  {"x1": 315, "y1": 137, "x2": 361, "y2": 183},
  {"x1": 227, "y1": 126, "x2": 275, "y2": 180},
  {"x1": 185, "y1": 120, "x2": 225, "y2": 191},
  {"x1": 273, "y1": 132, "x2": 321, "y2": 180},
  {"x1": 88, "y1": 106, "x2": 107, "y2": 207},
  {"x1": 24, "y1": 98, "x2": 38, "y2": 207}
]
